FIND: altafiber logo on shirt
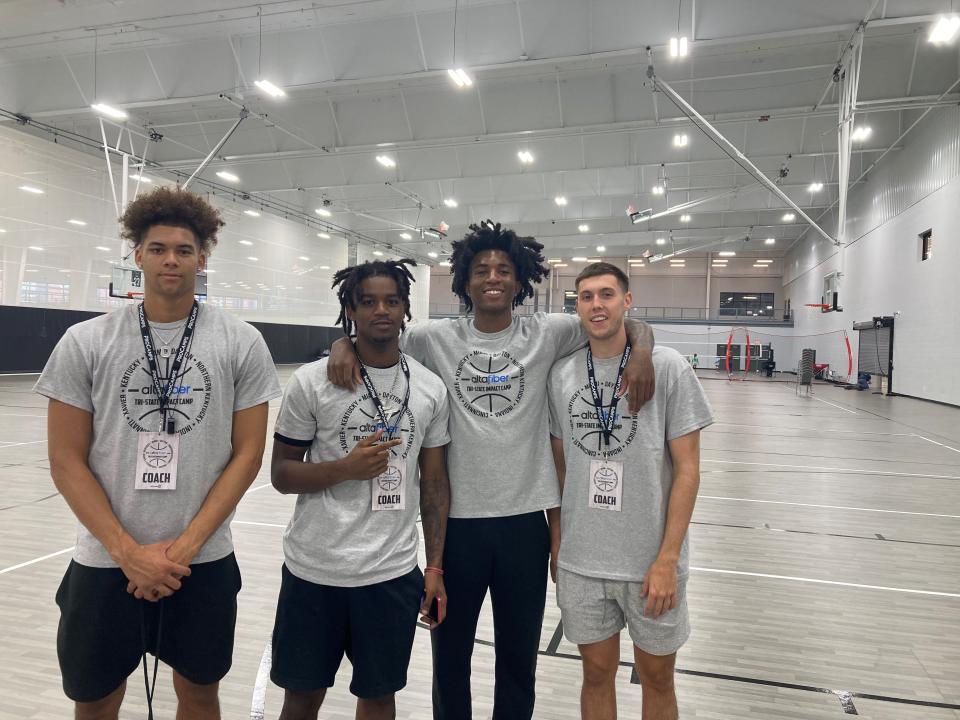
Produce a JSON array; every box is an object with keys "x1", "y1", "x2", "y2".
[
  {"x1": 119, "y1": 351, "x2": 212, "y2": 435},
  {"x1": 452, "y1": 350, "x2": 526, "y2": 418},
  {"x1": 566, "y1": 380, "x2": 638, "y2": 458},
  {"x1": 338, "y1": 392, "x2": 416, "y2": 459}
]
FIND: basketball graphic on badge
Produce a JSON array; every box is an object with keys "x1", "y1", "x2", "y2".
[
  {"x1": 593, "y1": 465, "x2": 619, "y2": 493},
  {"x1": 143, "y1": 439, "x2": 174, "y2": 468},
  {"x1": 376, "y1": 466, "x2": 402, "y2": 492}
]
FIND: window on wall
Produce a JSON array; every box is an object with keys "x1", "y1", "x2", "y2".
[
  {"x1": 719, "y1": 292, "x2": 775, "y2": 317},
  {"x1": 920, "y1": 229, "x2": 933, "y2": 261},
  {"x1": 20, "y1": 281, "x2": 70, "y2": 305}
]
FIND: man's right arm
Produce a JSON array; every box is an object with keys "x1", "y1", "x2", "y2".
[
  {"x1": 47, "y1": 399, "x2": 190, "y2": 600},
  {"x1": 271, "y1": 431, "x2": 401, "y2": 494}
]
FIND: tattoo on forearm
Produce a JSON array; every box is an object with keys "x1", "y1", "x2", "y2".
[
  {"x1": 625, "y1": 319, "x2": 655, "y2": 350},
  {"x1": 419, "y1": 473, "x2": 450, "y2": 566}
]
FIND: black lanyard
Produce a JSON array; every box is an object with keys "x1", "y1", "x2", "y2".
[
  {"x1": 355, "y1": 346, "x2": 411, "y2": 442},
  {"x1": 137, "y1": 301, "x2": 199, "y2": 434},
  {"x1": 586, "y1": 341, "x2": 631, "y2": 449}
]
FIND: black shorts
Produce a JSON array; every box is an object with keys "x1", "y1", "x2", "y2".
[
  {"x1": 270, "y1": 564, "x2": 423, "y2": 699},
  {"x1": 55, "y1": 553, "x2": 242, "y2": 703}
]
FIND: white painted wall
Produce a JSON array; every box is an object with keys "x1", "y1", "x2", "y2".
[
  {"x1": 0, "y1": 125, "x2": 347, "y2": 326},
  {"x1": 783, "y1": 105, "x2": 960, "y2": 404}
]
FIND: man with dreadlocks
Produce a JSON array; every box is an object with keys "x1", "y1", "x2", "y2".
[
  {"x1": 328, "y1": 223, "x2": 656, "y2": 719},
  {"x1": 269, "y1": 258, "x2": 451, "y2": 720}
]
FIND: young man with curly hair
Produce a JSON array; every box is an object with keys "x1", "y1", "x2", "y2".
[
  {"x1": 35, "y1": 186, "x2": 281, "y2": 719},
  {"x1": 327, "y1": 223, "x2": 656, "y2": 720}
]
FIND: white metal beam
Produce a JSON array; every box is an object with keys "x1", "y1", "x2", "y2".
[{"x1": 650, "y1": 72, "x2": 836, "y2": 244}]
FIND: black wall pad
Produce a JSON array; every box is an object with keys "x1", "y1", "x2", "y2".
[
  {"x1": 0, "y1": 305, "x2": 342, "y2": 372},
  {"x1": 0, "y1": 306, "x2": 102, "y2": 373}
]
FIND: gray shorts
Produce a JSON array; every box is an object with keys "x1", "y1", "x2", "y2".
[{"x1": 556, "y1": 567, "x2": 690, "y2": 655}]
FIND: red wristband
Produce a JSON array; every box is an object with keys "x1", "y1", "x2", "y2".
[{"x1": 424, "y1": 566, "x2": 444, "y2": 576}]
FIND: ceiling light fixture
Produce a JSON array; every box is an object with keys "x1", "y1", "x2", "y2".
[
  {"x1": 579, "y1": 224, "x2": 590, "y2": 232},
  {"x1": 655, "y1": 237, "x2": 666, "y2": 245},
  {"x1": 19, "y1": 185, "x2": 44, "y2": 194},
  {"x1": 447, "y1": 68, "x2": 474, "y2": 87},
  {"x1": 428, "y1": 251, "x2": 439, "y2": 258},
  {"x1": 247, "y1": 256, "x2": 259, "y2": 261},
  {"x1": 315, "y1": 207, "x2": 332, "y2": 217},
  {"x1": 254, "y1": 79, "x2": 286, "y2": 98},
  {"x1": 673, "y1": 133, "x2": 688, "y2": 147},
  {"x1": 443, "y1": 198, "x2": 458, "y2": 208},
  {"x1": 91, "y1": 103, "x2": 128, "y2": 120},
  {"x1": 129, "y1": 173, "x2": 151, "y2": 183},
  {"x1": 317, "y1": 232, "x2": 331, "y2": 239},
  {"x1": 680, "y1": 214, "x2": 691, "y2": 222},
  {"x1": 669, "y1": 36, "x2": 689, "y2": 57},
  {"x1": 652, "y1": 184, "x2": 665, "y2": 195},
  {"x1": 718, "y1": 251, "x2": 736, "y2": 257},
  {"x1": 372, "y1": 250, "x2": 384, "y2": 256},
  {"x1": 67, "y1": 219, "x2": 87, "y2": 226},
  {"x1": 517, "y1": 150, "x2": 534, "y2": 164},
  {"x1": 376, "y1": 155, "x2": 396, "y2": 168},
  {"x1": 299, "y1": 256, "x2": 310, "y2": 261},
  {"x1": 95, "y1": 245, "x2": 110, "y2": 251},
  {"x1": 554, "y1": 196, "x2": 568, "y2": 206},
  {"x1": 851, "y1": 126, "x2": 872, "y2": 141},
  {"x1": 571, "y1": 256, "x2": 588, "y2": 262},
  {"x1": 399, "y1": 232, "x2": 412, "y2": 240},
  {"x1": 244, "y1": 209, "x2": 261, "y2": 217},
  {"x1": 765, "y1": 238, "x2": 776, "y2": 245},
  {"x1": 808, "y1": 182, "x2": 824, "y2": 192},
  {"x1": 239, "y1": 240, "x2": 253, "y2": 246},
  {"x1": 596, "y1": 245, "x2": 605, "y2": 252},
  {"x1": 782, "y1": 212, "x2": 796, "y2": 221},
  {"x1": 216, "y1": 171, "x2": 239, "y2": 183},
  {"x1": 29, "y1": 246, "x2": 44, "y2": 251},
  {"x1": 929, "y1": 15, "x2": 960, "y2": 44}
]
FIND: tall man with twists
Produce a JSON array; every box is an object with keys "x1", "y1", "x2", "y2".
[
  {"x1": 548, "y1": 263, "x2": 714, "y2": 720},
  {"x1": 327, "y1": 223, "x2": 657, "y2": 719},
  {"x1": 35, "y1": 187, "x2": 281, "y2": 719},
  {"x1": 270, "y1": 259, "x2": 451, "y2": 720}
]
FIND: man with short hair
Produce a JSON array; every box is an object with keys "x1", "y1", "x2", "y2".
[
  {"x1": 270, "y1": 259, "x2": 450, "y2": 720},
  {"x1": 328, "y1": 224, "x2": 657, "y2": 719},
  {"x1": 548, "y1": 262, "x2": 714, "y2": 720},
  {"x1": 36, "y1": 186, "x2": 281, "y2": 719}
]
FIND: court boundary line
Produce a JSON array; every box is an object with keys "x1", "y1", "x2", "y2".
[
  {"x1": 0, "y1": 546, "x2": 74, "y2": 575},
  {"x1": 698, "y1": 495, "x2": 960, "y2": 519},
  {"x1": 690, "y1": 566, "x2": 960, "y2": 598},
  {"x1": 702, "y1": 458, "x2": 960, "y2": 480}
]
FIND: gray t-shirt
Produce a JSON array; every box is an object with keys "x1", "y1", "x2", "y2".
[
  {"x1": 548, "y1": 346, "x2": 714, "y2": 581},
  {"x1": 34, "y1": 303, "x2": 281, "y2": 568},
  {"x1": 274, "y1": 355, "x2": 450, "y2": 587},
  {"x1": 401, "y1": 313, "x2": 584, "y2": 518}
]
